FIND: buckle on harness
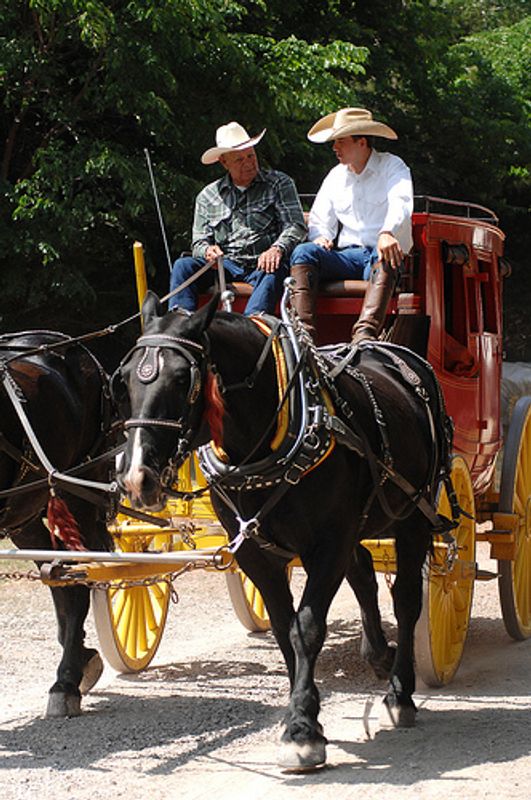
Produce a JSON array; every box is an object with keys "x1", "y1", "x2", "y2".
[
  {"x1": 229, "y1": 517, "x2": 260, "y2": 555},
  {"x1": 284, "y1": 462, "x2": 305, "y2": 485},
  {"x1": 239, "y1": 517, "x2": 260, "y2": 538}
]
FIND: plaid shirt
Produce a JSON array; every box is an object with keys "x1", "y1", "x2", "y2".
[{"x1": 191, "y1": 169, "x2": 306, "y2": 268}]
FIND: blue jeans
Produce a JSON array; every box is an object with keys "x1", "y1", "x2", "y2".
[
  {"x1": 290, "y1": 242, "x2": 379, "y2": 281},
  {"x1": 168, "y1": 256, "x2": 288, "y2": 315}
]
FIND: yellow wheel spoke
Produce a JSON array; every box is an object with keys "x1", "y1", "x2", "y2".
[
  {"x1": 93, "y1": 530, "x2": 172, "y2": 671},
  {"x1": 113, "y1": 590, "x2": 129, "y2": 628},
  {"x1": 416, "y1": 456, "x2": 475, "y2": 687},
  {"x1": 125, "y1": 591, "x2": 140, "y2": 658}
]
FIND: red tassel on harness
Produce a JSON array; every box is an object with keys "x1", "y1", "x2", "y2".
[
  {"x1": 47, "y1": 494, "x2": 87, "y2": 551},
  {"x1": 204, "y1": 369, "x2": 225, "y2": 447}
]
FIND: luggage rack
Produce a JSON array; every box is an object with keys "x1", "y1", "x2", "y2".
[{"x1": 414, "y1": 194, "x2": 499, "y2": 225}]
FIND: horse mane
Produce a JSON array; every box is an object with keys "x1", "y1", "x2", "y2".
[{"x1": 204, "y1": 369, "x2": 225, "y2": 447}]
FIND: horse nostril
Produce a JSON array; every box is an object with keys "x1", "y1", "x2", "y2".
[{"x1": 121, "y1": 464, "x2": 161, "y2": 505}]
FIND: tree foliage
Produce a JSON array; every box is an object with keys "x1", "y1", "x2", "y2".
[{"x1": 1, "y1": 0, "x2": 529, "y2": 356}]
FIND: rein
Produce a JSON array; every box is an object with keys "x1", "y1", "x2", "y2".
[{"x1": 0, "y1": 261, "x2": 216, "y2": 364}]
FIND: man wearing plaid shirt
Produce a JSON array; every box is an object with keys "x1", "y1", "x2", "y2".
[{"x1": 169, "y1": 121, "x2": 306, "y2": 315}]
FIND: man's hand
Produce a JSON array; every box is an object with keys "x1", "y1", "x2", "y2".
[
  {"x1": 313, "y1": 235, "x2": 334, "y2": 251},
  {"x1": 205, "y1": 244, "x2": 224, "y2": 264},
  {"x1": 377, "y1": 232, "x2": 402, "y2": 269},
  {"x1": 257, "y1": 245, "x2": 283, "y2": 273}
]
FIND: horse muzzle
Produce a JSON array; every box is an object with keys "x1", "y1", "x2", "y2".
[{"x1": 117, "y1": 462, "x2": 166, "y2": 512}]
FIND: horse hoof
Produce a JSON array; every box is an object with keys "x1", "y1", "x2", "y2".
[
  {"x1": 278, "y1": 740, "x2": 327, "y2": 773},
  {"x1": 79, "y1": 652, "x2": 104, "y2": 695},
  {"x1": 46, "y1": 692, "x2": 82, "y2": 718},
  {"x1": 382, "y1": 697, "x2": 416, "y2": 728}
]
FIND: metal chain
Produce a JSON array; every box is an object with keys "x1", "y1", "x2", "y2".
[
  {"x1": 0, "y1": 569, "x2": 42, "y2": 582},
  {"x1": 0, "y1": 560, "x2": 213, "y2": 595}
]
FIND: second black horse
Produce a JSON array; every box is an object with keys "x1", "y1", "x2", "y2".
[{"x1": 0, "y1": 331, "x2": 114, "y2": 717}]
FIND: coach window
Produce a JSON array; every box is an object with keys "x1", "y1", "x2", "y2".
[
  {"x1": 466, "y1": 275, "x2": 479, "y2": 334},
  {"x1": 478, "y1": 258, "x2": 498, "y2": 334},
  {"x1": 442, "y1": 243, "x2": 479, "y2": 377},
  {"x1": 443, "y1": 260, "x2": 468, "y2": 347}
]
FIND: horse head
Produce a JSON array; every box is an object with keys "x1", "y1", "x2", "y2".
[{"x1": 115, "y1": 291, "x2": 218, "y2": 510}]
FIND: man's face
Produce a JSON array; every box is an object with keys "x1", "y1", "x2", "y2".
[
  {"x1": 220, "y1": 147, "x2": 259, "y2": 187},
  {"x1": 332, "y1": 136, "x2": 365, "y2": 165}
]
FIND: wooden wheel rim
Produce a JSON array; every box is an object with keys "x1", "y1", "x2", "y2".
[
  {"x1": 92, "y1": 531, "x2": 171, "y2": 672},
  {"x1": 499, "y1": 397, "x2": 531, "y2": 639},
  {"x1": 415, "y1": 455, "x2": 476, "y2": 687},
  {"x1": 225, "y1": 564, "x2": 294, "y2": 633}
]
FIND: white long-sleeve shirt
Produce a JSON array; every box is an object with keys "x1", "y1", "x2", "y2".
[{"x1": 308, "y1": 149, "x2": 414, "y2": 254}]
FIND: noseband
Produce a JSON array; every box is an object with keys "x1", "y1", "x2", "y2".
[{"x1": 116, "y1": 333, "x2": 206, "y2": 470}]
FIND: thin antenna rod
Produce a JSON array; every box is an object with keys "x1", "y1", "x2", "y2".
[{"x1": 144, "y1": 147, "x2": 173, "y2": 273}]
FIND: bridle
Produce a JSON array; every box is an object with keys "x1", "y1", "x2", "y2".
[
  {"x1": 116, "y1": 333, "x2": 207, "y2": 474},
  {"x1": 116, "y1": 320, "x2": 288, "y2": 496}
]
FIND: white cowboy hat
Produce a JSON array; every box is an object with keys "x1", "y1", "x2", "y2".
[
  {"x1": 308, "y1": 107, "x2": 397, "y2": 143},
  {"x1": 201, "y1": 121, "x2": 267, "y2": 165}
]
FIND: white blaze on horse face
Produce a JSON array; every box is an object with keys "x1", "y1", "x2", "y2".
[{"x1": 123, "y1": 428, "x2": 146, "y2": 501}]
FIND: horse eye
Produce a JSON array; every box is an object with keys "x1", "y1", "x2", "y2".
[{"x1": 175, "y1": 371, "x2": 189, "y2": 386}]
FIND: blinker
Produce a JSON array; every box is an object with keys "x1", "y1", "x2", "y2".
[{"x1": 137, "y1": 346, "x2": 161, "y2": 384}]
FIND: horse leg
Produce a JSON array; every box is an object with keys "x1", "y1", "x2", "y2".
[
  {"x1": 46, "y1": 500, "x2": 110, "y2": 715},
  {"x1": 346, "y1": 542, "x2": 396, "y2": 679},
  {"x1": 46, "y1": 583, "x2": 102, "y2": 717},
  {"x1": 15, "y1": 514, "x2": 104, "y2": 717},
  {"x1": 383, "y1": 519, "x2": 431, "y2": 727},
  {"x1": 278, "y1": 546, "x2": 348, "y2": 771},
  {"x1": 235, "y1": 545, "x2": 297, "y2": 681}
]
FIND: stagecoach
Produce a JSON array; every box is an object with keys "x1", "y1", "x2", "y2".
[{"x1": 1, "y1": 194, "x2": 529, "y2": 707}]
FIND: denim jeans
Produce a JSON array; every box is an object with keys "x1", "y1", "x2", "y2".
[
  {"x1": 168, "y1": 256, "x2": 288, "y2": 315},
  {"x1": 290, "y1": 242, "x2": 379, "y2": 281}
]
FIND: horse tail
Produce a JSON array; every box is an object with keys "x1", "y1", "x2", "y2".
[{"x1": 205, "y1": 369, "x2": 225, "y2": 447}]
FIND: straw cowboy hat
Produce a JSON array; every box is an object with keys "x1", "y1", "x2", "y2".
[
  {"x1": 201, "y1": 121, "x2": 266, "y2": 165},
  {"x1": 308, "y1": 107, "x2": 397, "y2": 143}
]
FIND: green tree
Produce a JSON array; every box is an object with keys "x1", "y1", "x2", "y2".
[
  {"x1": 1, "y1": 0, "x2": 529, "y2": 359},
  {"x1": 0, "y1": 0, "x2": 366, "y2": 330}
]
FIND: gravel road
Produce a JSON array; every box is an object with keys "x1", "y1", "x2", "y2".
[{"x1": 1, "y1": 542, "x2": 529, "y2": 800}]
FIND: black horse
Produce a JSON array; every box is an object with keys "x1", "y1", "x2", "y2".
[
  {"x1": 0, "y1": 331, "x2": 114, "y2": 717},
  {"x1": 116, "y1": 292, "x2": 453, "y2": 771}
]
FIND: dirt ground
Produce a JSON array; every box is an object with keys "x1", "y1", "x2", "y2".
[{"x1": 0, "y1": 541, "x2": 529, "y2": 800}]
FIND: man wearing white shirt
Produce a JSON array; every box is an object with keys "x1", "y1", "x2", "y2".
[{"x1": 290, "y1": 107, "x2": 413, "y2": 343}]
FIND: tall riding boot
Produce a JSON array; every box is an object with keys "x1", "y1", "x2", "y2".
[
  {"x1": 351, "y1": 261, "x2": 397, "y2": 346},
  {"x1": 290, "y1": 263, "x2": 318, "y2": 341}
]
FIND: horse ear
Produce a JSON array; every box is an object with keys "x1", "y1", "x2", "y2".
[
  {"x1": 141, "y1": 290, "x2": 163, "y2": 323},
  {"x1": 191, "y1": 292, "x2": 220, "y2": 335}
]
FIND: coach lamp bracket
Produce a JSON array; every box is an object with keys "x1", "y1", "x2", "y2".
[
  {"x1": 498, "y1": 256, "x2": 512, "y2": 279},
  {"x1": 441, "y1": 241, "x2": 469, "y2": 267}
]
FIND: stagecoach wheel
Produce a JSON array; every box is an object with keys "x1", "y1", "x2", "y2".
[
  {"x1": 415, "y1": 455, "x2": 476, "y2": 687},
  {"x1": 225, "y1": 564, "x2": 294, "y2": 633},
  {"x1": 92, "y1": 531, "x2": 172, "y2": 672},
  {"x1": 498, "y1": 396, "x2": 531, "y2": 640},
  {"x1": 225, "y1": 569, "x2": 271, "y2": 632}
]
